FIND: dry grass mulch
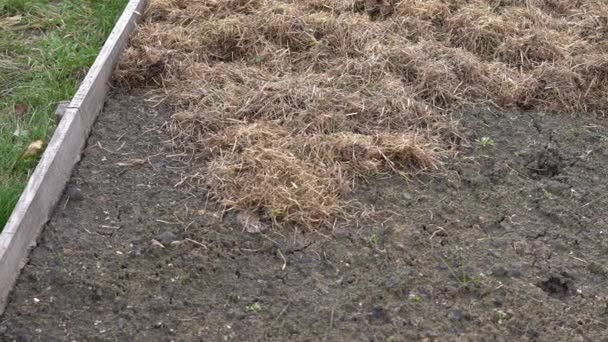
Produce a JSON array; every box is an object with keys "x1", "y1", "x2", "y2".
[{"x1": 114, "y1": 0, "x2": 608, "y2": 229}]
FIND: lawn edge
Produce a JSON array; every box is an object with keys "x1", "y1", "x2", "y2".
[{"x1": 0, "y1": 0, "x2": 148, "y2": 314}]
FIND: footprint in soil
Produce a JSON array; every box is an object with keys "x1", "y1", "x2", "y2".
[
  {"x1": 537, "y1": 275, "x2": 574, "y2": 298},
  {"x1": 526, "y1": 145, "x2": 564, "y2": 177},
  {"x1": 368, "y1": 306, "x2": 391, "y2": 324}
]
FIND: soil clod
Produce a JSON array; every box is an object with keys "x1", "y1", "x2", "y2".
[
  {"x1": 157, "y1": 231, "x2": 177, "y2": 244},
  {"x1": 447, "y1": 309, "x2": 464, "y2": 322},
  {"x1": 65, "y1": 186, "x2": 84, "y2": 201},
  {"x1": 527, "y1": 145, "x2": 563, "y2": 178}
]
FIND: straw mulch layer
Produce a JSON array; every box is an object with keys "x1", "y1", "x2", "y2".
[{"x1": 115, "y1": 0, "x2": 608, "y2": 229}]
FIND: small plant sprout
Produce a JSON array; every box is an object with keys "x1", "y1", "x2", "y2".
[
  {"x1": 408, "y1": 293, "x2": 423, "y2": 303},
  {"x1": 245, "y1": 302, "x2": 262, "y2": 313},
  {"x1": 543, "y1": 189, "x2": 556, "y2": 200},
  {"x1": 368, "y1": 232, "x2": 380, "y2": 247},
  {"x1": 476, "y1": 136, "x2": 496, "y2": 148},
  {"x1": 494, "y1": 309, "x2": 511, "y2": 324}
]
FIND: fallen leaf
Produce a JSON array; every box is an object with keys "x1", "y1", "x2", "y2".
[
  {"x1": 13, "y1": 127, "x2": 30, "y2": 137},
  {"x1": 22, "y1": 140, "x2": 44, "y2": 159},
  {"x1": 237, "y1": 211, "x2": 268, "y2": 233},
  {"x1": 14, "y1": 103, "x2": 27, "y2": 117},
  {"x1": 0, "y1": 15, "x2": 23, "y2": 28}
]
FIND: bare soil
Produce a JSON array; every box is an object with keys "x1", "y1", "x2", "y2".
[{"x1": 1, "y1": 89, "x2": 608, "y2": 341}]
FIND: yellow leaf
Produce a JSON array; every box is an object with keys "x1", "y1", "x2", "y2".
[{"x1": 22, "y1": 140, "x2": 44, "y2": 159}]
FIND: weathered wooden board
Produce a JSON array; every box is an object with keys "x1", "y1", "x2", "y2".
[{"x1": 68, "y1": 0, "x2": 148, "y2": 123}]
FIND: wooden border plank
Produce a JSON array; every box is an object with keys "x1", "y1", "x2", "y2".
[
  {"x1": 0, "y1": 0, "x2": 147, "y2": 314},
  {"x1": 68, "y1": 0, "x2": 148, "y2": 120},
  {"x1": 0, "y1": 109, "x2": 84, "y2": 311}
]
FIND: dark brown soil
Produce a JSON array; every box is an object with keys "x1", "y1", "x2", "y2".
[{"x1": 2, "y1": 89, "x2": 608, "y2": 341}]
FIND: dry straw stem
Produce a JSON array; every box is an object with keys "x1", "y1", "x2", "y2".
[{"x1": 115, "y1": 0, "x2": 608, "y2": 229}]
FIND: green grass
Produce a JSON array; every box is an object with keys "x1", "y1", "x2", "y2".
[{"x1": 0, "y1": 0, "x2": 128, "y2": 228}]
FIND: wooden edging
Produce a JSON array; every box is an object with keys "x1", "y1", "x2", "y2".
[{"x1": 0, "y1": 0, "x2": 147, "y2": 314}]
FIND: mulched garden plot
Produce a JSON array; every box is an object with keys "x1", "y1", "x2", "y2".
[
  {"x1": 115, "y1": 0, "x2": 608, "y2": 229},
  {"x1": 3, "y1": 0, "x2": 608, "y2": 340}
]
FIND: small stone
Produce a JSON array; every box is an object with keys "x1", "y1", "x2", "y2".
[
  {"x1": 44, "y1": 241, "x2": 55, "y2": 251},
  {"x1": 129, "y1": 245, "x2": 143, "y2": 257},
  {"x1": 491, "y1": 265, "x2": 509, "y2": 278},
  {"x1": 416, "y1": 285, "x2": 434, "y2": 299},
  {"x1": 54, "y1": 101, "x2": 69, "y2": 123},
  {"x1": 402, "y1": 191, "x2": 413, "y2": 200},
  {"x1": 0, "y1": 324, "x2": 7, "y2": 334},
  {"x1": 489, "y1": 239, "x2": 507, "y2": 248},
  {"x1": 421, "y1": 330, "x2": 440, "y2": 339},
  {"x1": 499, "y1": 220, "x2": 513, "y2": 230},
  {"x1": 157, "y1": 231, "x2": 176, "y2": 244},
  {"x1": 91, "y1": 288, "x2": 103, "y2": 301},
  {"x1": 544, "y1": 180, "x2": 570, "y2": 195},
  {"x1": 385, "y1": 275, "x2": 401, "y2": 289},
  {"x1": 447, "y1": 309, "x2": 464, "y2": 321},
  {"x1": 66, "y1": 186, "x2": 84, "y2": 201},
  {"x1": 117, "y1": 318, "x2": 127, "y2": 329},
  {"x1": 487, "y1": 250, "x2": 501, "y2": 258},
  {"x1": 332, "y1": 225, "x2": 350, "y2": 239},
  {"x1": 510, "y1": 268, "x2": 524, "y2": 278}
]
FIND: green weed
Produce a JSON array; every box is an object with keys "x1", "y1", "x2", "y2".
[
  {"x1": 245, "y1": 302, "x2": 262, "y2": 313},
  {"x1": 476, "y1": 136, "x2": 496, "y2": 148},
  {"x1": 368, "y1": 232, "x2": 380, "y2": 248}
]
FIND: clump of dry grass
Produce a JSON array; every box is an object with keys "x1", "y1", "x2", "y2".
[
  {"x1": 446, "y1": 3, "x2": 521, "y2": 56},
  {"x1": 113, "y1": 22, "x2": 200, "y2": 87},
  {"x1": 383, "y1": 41, "x2": 528, "y2": 109},
  {"x1": 567, "y1": 1, "x2": 608, "y2": 48},
  {"x1": 199, "y1": 122, "x2": 437, "y2": 229},
  {"x1": 146, "y1": 0, "x2": 262, "y2": 22},
  {"x1": 115, "y1": 0, "x2": 608, "y2": 229},
  {"x1": 495, "y1": 28, "x2": 583, "y2": 67},
  {"x1": 394, "y1": 0, "x2": 453, "y2": 24}
]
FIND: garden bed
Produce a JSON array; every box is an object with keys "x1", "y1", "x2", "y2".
[{"x1": 1, "y1": 0, "x2": 608, "y2": 340}]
